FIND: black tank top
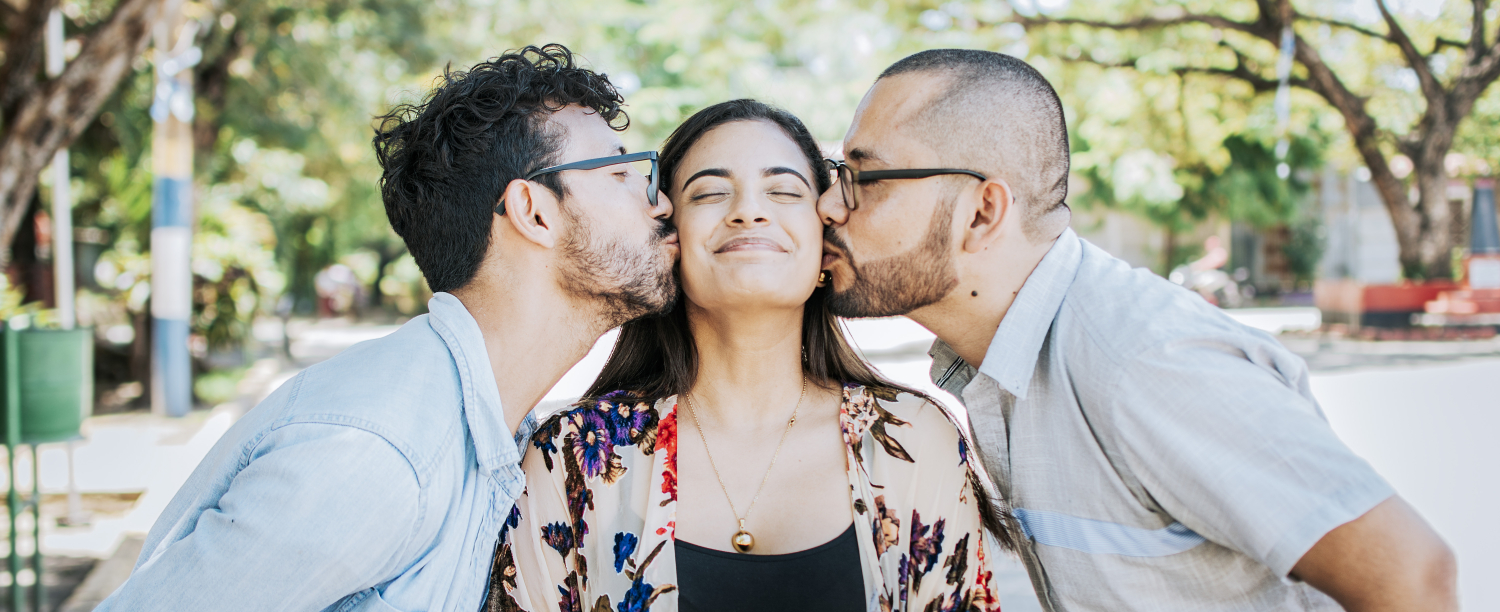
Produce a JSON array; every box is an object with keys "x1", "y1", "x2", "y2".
[{"x1": 674, "y1": 523, "x2": 864, "y2": 612}]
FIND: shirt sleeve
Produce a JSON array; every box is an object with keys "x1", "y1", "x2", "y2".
[
  {"x1": 1090, "y1": 333, "x2": 1394, "y2": 577},
  {"x1": 98, "y1": 423, "x2": 423, "y2": 611}
]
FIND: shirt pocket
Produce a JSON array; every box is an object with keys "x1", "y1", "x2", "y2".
[{"x1": 336, "y1": 588, "x2": 405, "y2": 612}]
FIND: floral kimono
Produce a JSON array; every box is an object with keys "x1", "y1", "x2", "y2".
[{"x1": 484, "y1": 384, "x2": 1002, "y2": 612}]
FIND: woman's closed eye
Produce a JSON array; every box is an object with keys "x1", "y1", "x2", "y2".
[
  {"x1": 689, "y1": 190, "x2": 731, "y2": 203},
  {"x1": 765, "y1": 179, "x2": 810, "y2": 201}
]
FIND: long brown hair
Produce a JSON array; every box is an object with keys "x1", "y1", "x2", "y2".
[{"x1": 580, "y1": 99, "x2": 1013, "y2": 547}]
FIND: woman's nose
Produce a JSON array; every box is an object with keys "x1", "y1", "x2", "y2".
[{"x1": 727, "y1": 193, "x2": 770, "y2": 225}]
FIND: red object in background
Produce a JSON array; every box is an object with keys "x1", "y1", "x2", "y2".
[
  {"x1": 1424, "y1": 254, "x2": 1500, "y2": 314},
  {"x1": 1357, "y1": 281, "x2": 1459, "y2": 312},
  {"x1": 1424, "y1": 289, "x2": 1500, "y2": 314}
]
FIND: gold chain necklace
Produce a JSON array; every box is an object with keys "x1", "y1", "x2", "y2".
[{"x1": 683, "y1": 375, "x2": 806, "y2": 553}]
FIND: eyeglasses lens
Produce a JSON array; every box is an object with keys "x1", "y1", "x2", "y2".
[
  {"x1": 623, "y1": 158, "x2": 657, "y2": 207},
  {"x1": 837, "y1": 164, "x2": 858, "y2": 211}
]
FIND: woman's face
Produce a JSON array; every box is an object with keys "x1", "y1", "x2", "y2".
[{"x1": 671, "y1": 120, "x2": 823, "y2": 314}]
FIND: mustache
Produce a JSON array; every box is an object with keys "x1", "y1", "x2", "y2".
[
  {"x1": 822, "y1": 225, "x2": 850, "y2": 253},
  {"x1": 652, "y1": 220, "x2": 676, "y2": 242}
]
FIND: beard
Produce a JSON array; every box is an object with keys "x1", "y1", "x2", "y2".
[
  {"x1": 825, "y1": 194, "x2": 960, "y2": 318},
  {"x1": 558, "y1": 208, "x2": 678, "y2": 327}
]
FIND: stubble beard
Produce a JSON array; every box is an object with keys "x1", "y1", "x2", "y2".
[
  {"x1": 558, "y1": 207, "x2": 679, "y2": 328},
  {"x1": 825, "y1": 195, "x2": 960, "y2": 318}
]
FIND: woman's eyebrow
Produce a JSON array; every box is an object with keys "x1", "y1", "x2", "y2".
[
  {"x1": 763, "y1": 166, "x2": 810, "y2": 188},
  {"x1": 682, "y1": 168, "x2": 731, "y2": 189}
]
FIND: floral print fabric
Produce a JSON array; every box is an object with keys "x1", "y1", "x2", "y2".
[{"x1": 484, "y1": 385, "x2": 1001, "y2": 612}]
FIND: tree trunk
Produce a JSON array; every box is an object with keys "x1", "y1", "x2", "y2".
[
  {"x1": 1408, "y1": 162, "x2": 1457, "y2": 279},
  {"x1": 0, "y1": 0, "x2": 164, "y2": 262},
  {"x1": 1163, "y1": 225, "x2": 1177, "y2": 276}
]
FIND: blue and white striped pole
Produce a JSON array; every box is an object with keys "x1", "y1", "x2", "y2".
[{"x1": 150, "y1": 11, "x2": 199, "y2": 417}]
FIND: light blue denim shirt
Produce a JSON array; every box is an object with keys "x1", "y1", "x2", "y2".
[{"x1": 98, "y1": 293, "x2": 537, "y2": 612}]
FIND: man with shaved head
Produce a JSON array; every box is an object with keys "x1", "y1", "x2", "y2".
[{"x1": 818, "y1": 49, "x2": 1456, "y2": 611}]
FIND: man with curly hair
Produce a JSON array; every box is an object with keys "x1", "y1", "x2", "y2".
[{"x1": 97, "y1": 44, "x2": 678, "y2": 612}]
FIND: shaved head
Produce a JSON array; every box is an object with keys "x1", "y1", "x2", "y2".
[{"x1": 878, "y1": 49, "x2": 1071, "y2": 241}]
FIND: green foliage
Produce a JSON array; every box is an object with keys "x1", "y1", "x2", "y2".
[
  {"x1": 1283, "y1": 216, "x2": 1326, "y2": 288},
  {"x1": 57, "y1": 0, "x2": 1496, "y2": 365},
  {"x1": 194, "y1": 366, "x2": 249, "y2": 405}
]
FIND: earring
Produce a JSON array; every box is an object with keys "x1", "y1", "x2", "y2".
[{"x1": 818, "y1": 270, "x2": 831, "y2": 285}]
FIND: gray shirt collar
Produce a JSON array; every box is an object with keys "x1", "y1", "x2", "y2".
[
  {"x1": 974, "y1": 228, "x2": 1083, "y2": 400},
  {"x1": 426, "y1": 292, "x2": 524, "y2": 493}
]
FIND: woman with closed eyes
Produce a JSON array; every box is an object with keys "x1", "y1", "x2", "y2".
[{"x1": 486, "y1": 99, "x2": 1010, "y2": 612}]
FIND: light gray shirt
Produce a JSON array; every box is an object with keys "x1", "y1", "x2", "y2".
[{"x1": 930, "y1": 229, "x2": 1393, "y2": 612}]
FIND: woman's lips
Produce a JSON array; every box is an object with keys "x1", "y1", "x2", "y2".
[{"x1": 715, "y1": 237, "x2": 785, "y2": 253}]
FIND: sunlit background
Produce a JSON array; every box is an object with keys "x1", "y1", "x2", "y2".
[{"x1": 1, "y1": 0, "x2": 1498, "y2": 610}]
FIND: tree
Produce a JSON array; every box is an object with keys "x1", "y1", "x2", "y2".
[
  {"x1": 1014, "y1": 0, "x2": 1500, "y2": 280},
  {"x1": 0, "y1": 0, "x2": 164, "y2": 260}
]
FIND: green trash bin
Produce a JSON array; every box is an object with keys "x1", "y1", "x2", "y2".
[
  {"x1": 0, "y1": 326, "x2": 92, "y2": 444},
  {"x1": 1, "y1": 324, "x2": 93, "y2": 612}
]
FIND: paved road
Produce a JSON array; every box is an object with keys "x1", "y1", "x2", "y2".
[{"x1": 1311, "y1": 359, "x2": 1498, "y2": 611}]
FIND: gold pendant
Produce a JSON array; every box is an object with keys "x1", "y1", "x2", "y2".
[{"x1": 731, "y1": 519, "x2": 754, "y2": 553}]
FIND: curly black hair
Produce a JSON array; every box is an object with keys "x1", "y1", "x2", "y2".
[{"x1": 373, "y1": 44, "x2": 628, "y2": 293}]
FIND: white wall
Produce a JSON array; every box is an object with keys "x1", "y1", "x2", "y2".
[{"x1": 1319, "y1": 168, "x2": 1402, "y2": 284}]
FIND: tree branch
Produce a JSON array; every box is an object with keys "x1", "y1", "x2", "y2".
[
  {"x1": 1435, "y1": 37, "x2": 1470, "y2": 52},
  {"x1": 1298, "y1": 14, "x2": 1390, "y2": 42},
  {"x1": 1061, "y1": 43, "x2": 1309, "y2": 93},
  {"x1": 0, "y1": 0, "x2": 19, "y2": 25},
  {"x1": 1375, "y1": 0, "x2": 1444, "y2": 104},
  {"x1": 1450, "y1": 36, "x2": 1500, "y2": 111},
  {"x1": 1012, "y1": 12, "x2": 1263, "y2": 37},
  {"x1": 0, "y1": 0, "x2": 59, "y2": 122},
  {"x1": 1211, "y1": 42, "x2": 1311, "y2": 91},
  {"x1": 1472, "y1": 0, "x2": 1488, "y2": 55},
  {"x1": 0, "y1": 0, "x2": 164, "y2": 254}
]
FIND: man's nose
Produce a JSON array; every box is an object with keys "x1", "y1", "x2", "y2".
[
  {"x1": 817, "y1": 186, "x2": 849, "y2": 227},
  {"x1": 650, "y1": 189, "x2": 673, "y2": 220}
]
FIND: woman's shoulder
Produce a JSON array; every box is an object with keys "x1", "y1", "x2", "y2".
[
  {"x1": 525, "y1": 393, "x2": 672, "y2": 453},
  {"x1": 842, "y1": 384, "x2": 961, "y2": 432},
  {"x1": 840, "y1": 383, "x2": 968, "y2": 461},
  {"x1": 524, "y1": 391, "x2": 675, "y2": 483}
]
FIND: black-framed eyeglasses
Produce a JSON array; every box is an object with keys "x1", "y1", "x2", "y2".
[
  {"x1": 497, "y1": 151, "x2": 659, "y2": 214},
  {"x1": 823, "y1": 158, "x2": 986, "y2": 211}
]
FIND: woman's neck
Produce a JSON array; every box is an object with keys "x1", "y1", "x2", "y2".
[{"x1": 685, "y1": 300, "x2": 807, "y2": 430}]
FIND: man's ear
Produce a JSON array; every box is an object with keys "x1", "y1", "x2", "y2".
[
  {"x1": 499, "y1": 178, "x2": 559, "y2": 249},
  {"x1": 962, "y1": 179, "x2": 1013, "y2": 253}
]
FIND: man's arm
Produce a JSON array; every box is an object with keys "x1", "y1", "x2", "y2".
[
  {"x1": 1292, "y1": 496, "x2": 1458, "y2": 612},
  {"x1": 98, "y1": 424, "x2": 423, "y2": 611},
  {"x1": 1088, "y1": 334, "x2": 1447, "y2": 609}
]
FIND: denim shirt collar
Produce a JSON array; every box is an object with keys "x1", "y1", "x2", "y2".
[
  {"x1": 425, "y1": 292, "x2": 527, "y2": 499},
  {"x1": 974, "y1": 228, "x2": 1084, "y2": 400}
]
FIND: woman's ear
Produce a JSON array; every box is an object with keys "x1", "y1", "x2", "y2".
[
  {"x1": 499, "y1": 178, "x2": 559, "y2": 249},
  {"x1": 962, "y1": 179, "x2": 1013, "y2": 253}
]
